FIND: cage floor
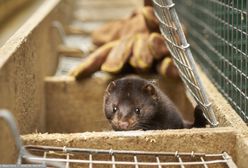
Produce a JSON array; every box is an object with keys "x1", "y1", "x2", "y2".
[{"x1": 23, "y1": 145, "x2": 237, "y2": 168}]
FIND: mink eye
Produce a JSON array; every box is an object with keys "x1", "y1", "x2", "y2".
[
  {"x1": 113, "y1": 106, "x2": 118, "y2": 113},
  {"x1": 135, "y1": 108, "x2": 140, "y2": 115}
]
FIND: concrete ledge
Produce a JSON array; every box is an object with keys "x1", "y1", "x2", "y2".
[
  {"x1": 23, "y1": 127, "x2": 241, "y2": 166},
  {"x1": 23, "y1": 127, "x2": 236, "y2": 153},
  {"x1": 236, "y1": 134, "x2": 248, "y2": 168}
]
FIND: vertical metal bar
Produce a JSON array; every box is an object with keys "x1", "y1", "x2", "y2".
[
  {"x1": 166, "y1": 0, "x2": 218, "y2": 126},
  {"x1": 218, "y1": 0, "x2": 222, "y2": 89},
  {"x1": 222, "y1": 0, "x2": 226, "y2": 97},
  {"x1": 160, "y1": 0, "x2": 189, "y2": 81},
  {"x1": 65, "y1": 153, "x2": 70, "y2": 168},
  {"x1": 177, "y1": 156, "x2": 185, "y2": 168},
  {"x1": 43, "y1": 151, "x2": 47, "y2": 166},
  {"x1": 227, "y1": 0, "x2": 231, "y2": 99},
  {"x1": 155, "y1": 156, "x2": 162, "y2": 168},
  {"x1": 158, "y1": 0, "x2": 193, "y2": 86},
  {"x1": 245, "y1": 0, "x2": 248, "y2": 123},
  {"x1": 227, "y1": 0, "x2": 230, "y2": 97},
  {"x1": 225, "y1": 0, "x2": 227, "y2": 98},
  {"x1": 134, "y1": 155, "x2": 139, "y2": 168},
  {"x1": 240, "y1": 0, "x2": 243, "y2": 120},
  {"x1": 165, "y1": 0, "x2": 200, "y2": 101},
  {"x1": 231, "y1": 0, "x2": 234, "y2": 117},
  {"x1": 200, "y1": 157, "x2": 209, "y2": 168},
  {"x1": 235, "y1": 0, "x2": 239, "y2": 116},
  {"x1": 111, "y1": 155, "x2": 116, "y2": 168},
  {"x1": 89, "y1": 154, "x2": 93, "y2": 168},
  {"x1": 52, "y1": 21, "x2": 66, "y2": 44}
]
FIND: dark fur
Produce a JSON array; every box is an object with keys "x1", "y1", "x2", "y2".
[{"x1": 103, "y1": 76, "x2": 206, "y2": 131}]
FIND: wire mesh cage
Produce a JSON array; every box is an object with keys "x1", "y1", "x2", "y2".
[
  {"x1": 152, "y1": 0, "x2": 218, "y2": 126},
  {"x1": 175, "y1": 0, "x2": 248, "y2": 123},
  {"x1": 23, "y1": 145, "x2": 237, "y2": 168}
]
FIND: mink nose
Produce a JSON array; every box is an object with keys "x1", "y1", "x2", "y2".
[{"x1": 119, "y1": 121, "x2": 129, "y2": 129}]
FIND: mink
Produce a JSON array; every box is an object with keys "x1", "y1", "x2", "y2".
[{"x1": 103, "y1": 76, "x2": 207, "y2": 131}]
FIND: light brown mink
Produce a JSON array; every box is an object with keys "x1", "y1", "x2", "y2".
[{"x1": 103, "y1": 76, "x2": 207, "y2": 131}]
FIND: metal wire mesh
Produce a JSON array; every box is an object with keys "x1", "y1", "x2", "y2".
[
  {"x1": 152, "y1": 0, "x2": 218, "y2": 126},
  {"x1": 23, "y1": 145, "x2": 237, "y2": 168},
  {"x1": 175, "y1": 0, "x2": 248, "y2": 123}
]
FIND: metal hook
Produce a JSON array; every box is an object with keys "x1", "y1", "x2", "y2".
[
  {"x1": 0, "y1": 109, "x2": 65, "y2": 168},
  {"x1": 0, "y1": 110, "x2": 23, "y2": 159},
  {"x1": 52, "y1": 20, "x2": 85, "y2": 57},
  {"x1": 52, "y1": 21, "x2": 66, "y2": 44}
]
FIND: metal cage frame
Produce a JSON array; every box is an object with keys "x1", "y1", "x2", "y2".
[
  {"x1": 152, "y1": 0, "x2": 218, "y2": 126},
  {"x1": 24, "y1": 145, "x2": 237, "y2": 168}
]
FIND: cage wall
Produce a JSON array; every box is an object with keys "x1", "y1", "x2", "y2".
[{"x1": 175, "y1": 0, "x2": 248, "y2": 123}]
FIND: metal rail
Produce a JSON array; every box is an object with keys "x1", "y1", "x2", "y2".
[
  {"x1": 24, "y1": 145, "x2": 237, "y2": 168},
  {"x1": 152, "y1": 0, "x2": 218, "y2": 126}
]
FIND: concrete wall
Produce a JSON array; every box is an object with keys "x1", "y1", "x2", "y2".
[{"x1": 0, "y1": 0, "x2": 73, "y2": 163}]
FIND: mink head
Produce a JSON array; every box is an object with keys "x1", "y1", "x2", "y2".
[{"x1": 103, "y1": 76, "x2": 160, "y2": 131}]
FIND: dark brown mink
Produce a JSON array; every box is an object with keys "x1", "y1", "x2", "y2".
[{"x1": 103, "y1": 76, "x2": 207, "y2": 131}]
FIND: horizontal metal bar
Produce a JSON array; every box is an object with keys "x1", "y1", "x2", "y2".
[
  {"x1": 209, "y1": 0, "x2": 247, "y2": 15},
  {"x1": 26, "y1": 145, "x2": 212, "y2": 157},
  {"x1": 23, "y1": 156, "x2": 229, "y2": 166},
  {"x1": 0, "y1": 165, "x2": 45, "y2": 168},
  {"x1": 153, "y1": 0, "x2": 175, "y2": 9}
]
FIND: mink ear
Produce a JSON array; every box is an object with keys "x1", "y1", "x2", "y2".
[
  {"x1": 143, "y1": 84, "x2": 157, "y2": 100},
  {"x1": 106, "y1": 81, "x2": 116, "y2": 94}
]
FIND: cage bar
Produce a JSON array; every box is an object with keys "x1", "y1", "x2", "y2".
[{"x1": 152, "y1": 0, "x2": 218, "y2": 126}]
